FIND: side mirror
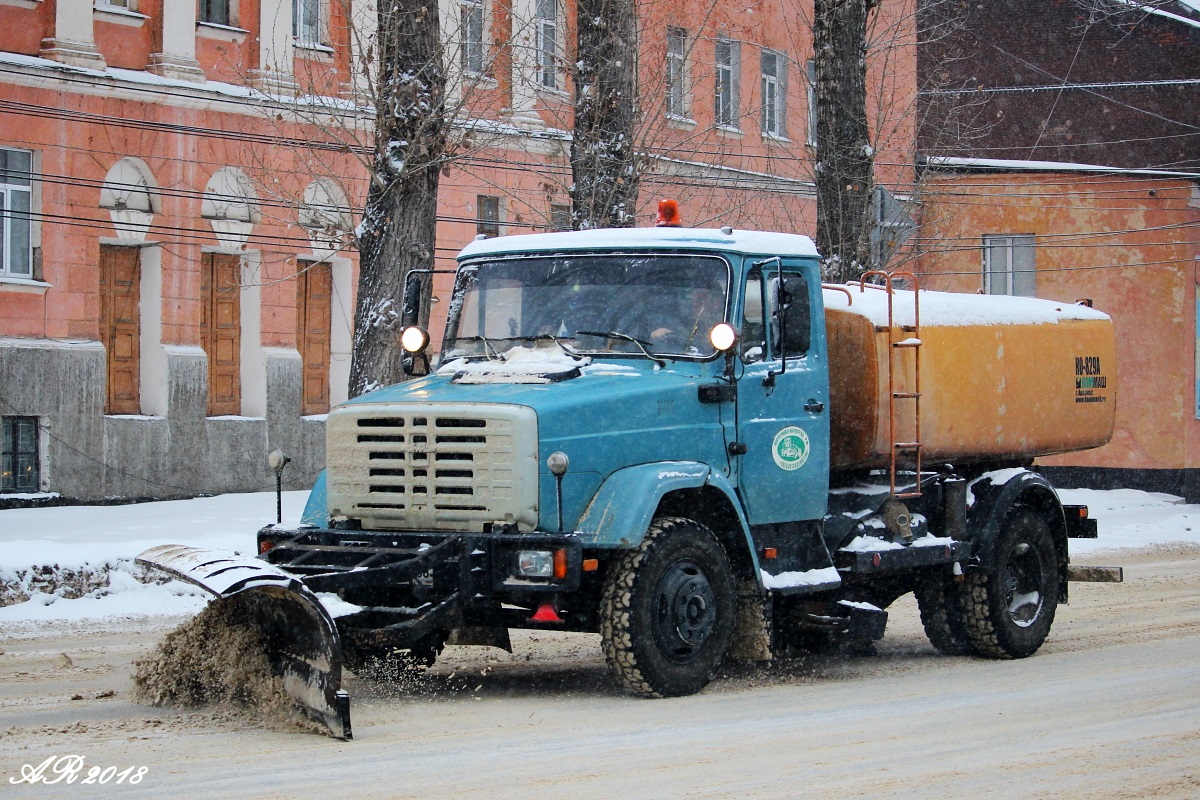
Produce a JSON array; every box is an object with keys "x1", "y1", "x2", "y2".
[{"x1": 401, "y1": 270, "x2": 425, "y2": 328}]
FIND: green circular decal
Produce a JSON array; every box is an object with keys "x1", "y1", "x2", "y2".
[{"x1": 771, "y1": 427, "x2": 811, "y2": 471}]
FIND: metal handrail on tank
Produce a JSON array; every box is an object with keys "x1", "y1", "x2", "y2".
[
  {"x1": 858, "y1": 270, "x2": 923, "y2": 499},
  {"x1": 821, "y1": 284, "x2": 855, "y2": 305}
]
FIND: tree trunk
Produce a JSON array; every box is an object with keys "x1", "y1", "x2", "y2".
[
  {"x1": 813, "y1": 0, "x2": 878, "y2": 283},
  {"x1": 571, "y1": 0, "x2": 640, "y2": 229},
  {"x1": 349, "y1": 1, "x2": 448, "y2": 397}
]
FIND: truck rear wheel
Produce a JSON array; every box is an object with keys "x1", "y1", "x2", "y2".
[
  {"x1": 914, "y1": 568, "x2": 975, "y2": 656},
  {"x1": 961, "y1": 508, "x2": 1059, "y2": 659},
  {"x1": 600, "y1": 517, "x2": 736, "y2": 698}
]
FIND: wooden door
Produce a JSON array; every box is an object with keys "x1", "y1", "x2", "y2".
[
  {"x1": 98, "y1": 245, "x2": 141, "y2": 415},
  {"x1": 201, "y1": 252, "x2": 242, "y2": 416},
  {"x1": 296, "y1": 261, "x2": 332, "y2": 415}
]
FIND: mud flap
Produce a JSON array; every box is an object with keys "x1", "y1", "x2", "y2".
[{"x1": 136, "y1": 544, "x2": 352, "y2": 740}]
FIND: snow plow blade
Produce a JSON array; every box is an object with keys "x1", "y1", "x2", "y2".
[{"x1": 136, "y1": 544, "x2": 352, "y2": 740}]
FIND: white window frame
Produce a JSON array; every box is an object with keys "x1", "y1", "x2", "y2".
[
  {"x1": 550, "y1": 202, "x2": 571, "y2": 231},
  {"x1": 806, "y1": 58, "x2": 817, "y2": 145},
  {"x1": 477, "y1": 195, "x2": 502, "y2": 238},
  {"x1": 460, "y1": 0, "x2": 485, "y2": 75},
  {"x1": 714, "y1": 36, "x2": 740, "y2": 130},
  {"x1": 1, "y1": 148, "x2": 33, "y2": 280},
  {"x1": 761, "y1": 49, "x2": 787, "y2": 139},
  {"x1": 983, "y1": 234, "x2": 1036, "y2": 296},
  {"x1": 293, "y1": 0, "x2": 322, "y2": 46},
  {"x1": 666, "y1": 27, "x2": 688, "y2": 119},
  {"x1": 536, "y1": 0, "x2": 559, "y2": 90},
  {"x1": 199, "y1": 0, "x2": 234, "y2": 26}
]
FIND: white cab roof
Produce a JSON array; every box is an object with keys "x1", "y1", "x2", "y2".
[{"x1": 458, "y1": 226, "x2": 819, "y2": 260}]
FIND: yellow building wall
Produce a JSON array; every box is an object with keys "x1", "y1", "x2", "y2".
[{"x1": 915, "y1": 172, "x2": 1200, "y2": 473}]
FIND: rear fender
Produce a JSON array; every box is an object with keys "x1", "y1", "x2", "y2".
[
  {"x1": 576, "y1": 462, "x2": 763, "y2": 587},
  {"x1": 966, "y1": 469, "x2": 1069, "y2": 601}
]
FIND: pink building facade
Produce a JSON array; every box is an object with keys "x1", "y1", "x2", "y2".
[{"x1": 0, "y1": 0, "x2": 918, "y2": 500}]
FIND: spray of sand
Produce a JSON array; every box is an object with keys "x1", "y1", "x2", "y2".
[{"x1": 132, "y1": 596, "x2": 315, "y2": 731}]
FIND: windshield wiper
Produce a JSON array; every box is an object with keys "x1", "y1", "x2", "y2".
[
  {"x1": 575, "y1": 330, "x2": 668, "y2": 368},
  {"x1": 450, "y1": 336, "x2": 503, "y2": 360}
]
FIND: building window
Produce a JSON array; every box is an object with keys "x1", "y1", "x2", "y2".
[
  {"x1": 1, "y1": 416, "x2": 39, "y2": 493},
  {"x1": 714, "y1": 37, "x2": 739, "y2": 129},
  {"x1": 293, "y1": 0, "x2": 320, "y2": 45},
  {"x1": 460, "y1": 0, "x2": 485, "y2": 74},
  {"x1": 536, "y1": 0, "x2": 558, "y2": 89},
  {"x1": 666, "y1": 27, "x2": 687, "y2": 118},
  {"x1": 1, "y1": 148, "x2": 32, "y2": 279},
  {"x1": 806, "y1": 59, "x2": 817, "y2": 145},
  {"x1": 761, "y1": 49, "x2": 787, "y2": 138},
  {"x1": 297, "y1": 261, "x2": 332, "y2": 415},
  {"x1": 550, "y1": 203, "x2": 571, "y2": 231},
  {"x1": 477, "y1": 195, "x2": 501, "y2": 238},
  {"x1": 983, "y1": 234, "x2": 1036, "y2": 296},
  {"x1": 201, "y1": 252, "x2": 243, "y2": 416},
  {"x1": 199, "y1": 0, "x2": 232, "y2": 26}
]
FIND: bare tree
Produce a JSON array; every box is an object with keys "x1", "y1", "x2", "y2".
[
  {"x1": 571, "y1": 0, "x2": 642, "y2": 228},
  {"x1": 348, "y1": 2, "x2": 450, "y2": 395},
  {"x1": 811, "y1": 0, "x2": 878, "y2": 283}
]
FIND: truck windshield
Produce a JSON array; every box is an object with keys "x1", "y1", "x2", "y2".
[{"x1": 444, "y1": 254, "x2": 730, "y2": 360}]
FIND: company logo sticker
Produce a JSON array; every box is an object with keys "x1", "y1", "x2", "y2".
[{"x1": 771, "y1": 426, "x2": 811, "y2": 471}]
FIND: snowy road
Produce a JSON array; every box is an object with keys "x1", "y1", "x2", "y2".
[{"x1": 2, "y1": 544, "x2": 1197, "y2": 799}]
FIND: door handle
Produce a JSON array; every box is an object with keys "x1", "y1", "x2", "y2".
[{"x1": 804, "y1": 400, "x2": 824, "y2": 413}]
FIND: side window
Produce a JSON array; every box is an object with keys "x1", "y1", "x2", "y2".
[
  {"x1": 740, "y1": 272, "x2": 766, "y2": 362},
  {"x1": 767, "y1": 272, "x2": 810, "y2": 359}
]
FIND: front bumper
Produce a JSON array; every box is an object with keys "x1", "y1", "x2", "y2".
[{"x1": 257, "y1": 526, "x2": 587, "y2": 646}]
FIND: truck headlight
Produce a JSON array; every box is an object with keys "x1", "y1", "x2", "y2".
[{"x1": 518, "y1": 550, "x2": 554, "y2": 578}]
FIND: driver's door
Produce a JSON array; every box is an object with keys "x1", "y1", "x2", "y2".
[{"x1": 734, "y1": 262, "x2": 830, "y2": 525}]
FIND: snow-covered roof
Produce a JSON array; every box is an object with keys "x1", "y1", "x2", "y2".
[
  {"x1": 1116, "y1": 0, "x2": 1200, "y2": 30},
  {"x1": 923, "y1": 156, "x2": 1200, "y2": 180},
  {"x1": 458, "y1": 226, "x2": 819, "y2": 260}
]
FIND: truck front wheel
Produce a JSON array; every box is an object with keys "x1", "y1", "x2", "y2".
[
  {"x1": 961, "y1": 507, "x2": 1059, "y2": 658},
  {"x1": 600, "y1": 517, "x2": 736, "y2": 698}
]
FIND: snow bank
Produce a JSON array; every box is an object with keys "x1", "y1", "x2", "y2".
[
  {"x1": 0, "y1": 491, "x2": 307, "y2": 621},
  {"x1": 1060, "y1": 488, "x2": 1200, "y2": 554}
]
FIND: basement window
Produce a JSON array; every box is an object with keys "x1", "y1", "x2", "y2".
[{"x1": 1, "y1": 416, "x2": 40, "y2": 493}]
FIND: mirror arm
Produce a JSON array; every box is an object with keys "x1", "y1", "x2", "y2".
[{"x1": 764, "y1": 258, "x2": 786, "y2": 387}]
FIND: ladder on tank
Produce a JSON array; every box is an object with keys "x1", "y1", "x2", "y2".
[{"x1": 860, "y1": 270, "x2": 923, "y2": 499}]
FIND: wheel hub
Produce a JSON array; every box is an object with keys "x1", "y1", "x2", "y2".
[
  {"x1": 1004, "y1": 540, "x2": 1046, "y2": 628},
  {"x1": 652, "y1": 559, "x2": 717, "y2": 663}
]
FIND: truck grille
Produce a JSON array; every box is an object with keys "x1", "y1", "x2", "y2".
[{"x1": 325, "y1": 403, "x2": 539, "y2": 532}]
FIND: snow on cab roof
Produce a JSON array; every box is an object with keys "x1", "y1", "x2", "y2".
[
  {"x1": 825, "y1": 284, "x2": 1112, "y2": 327},
  {"x1": 458, "y1": 226, "x2": 819, "y2": 260}
]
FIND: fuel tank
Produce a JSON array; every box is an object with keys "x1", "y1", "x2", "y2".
[{"x1": 824, "y1": 285, "x2": 1116, "y2": 471}]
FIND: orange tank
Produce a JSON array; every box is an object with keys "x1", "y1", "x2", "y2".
[{"x1": 824, "y1": 285, "x2": 1116, "y2": 471}]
